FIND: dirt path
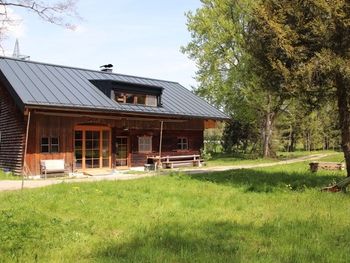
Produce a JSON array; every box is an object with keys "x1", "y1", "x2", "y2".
[
  {"x1": 184, "y1": 153, "x2": 332, "y2": 174},
  {"x1": 0, "y1": 153, "x2": 333, "y2": 192}
]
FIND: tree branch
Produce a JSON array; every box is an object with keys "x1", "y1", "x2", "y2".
[{"x1": 0, "y1": 1, "x2": 80, "y2": 29}]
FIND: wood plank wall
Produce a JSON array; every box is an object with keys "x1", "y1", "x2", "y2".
[
  {"x1": 128, "y1": 129, "x2": 203, "y2": 167},
  {"x1": 0, "y1": 84, "x2": 25, "y2": 174},
  {"x1": 26, "y1": 113, "x2": 75, "y2": 175},
  {"x1": 26, "y1": 112, "x2": 205, "y2": 174}
]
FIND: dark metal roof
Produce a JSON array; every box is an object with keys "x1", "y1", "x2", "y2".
[{"x1": 0, "y1": 56, "x2": 228, "y2": 120}]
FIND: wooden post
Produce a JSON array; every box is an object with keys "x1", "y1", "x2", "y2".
[
  {"x1": 22, "y1": 111, "x2": 31, "y2": 190},
  {"x1": 158, "y1": 121, "x2": 164, "y2": 169}
]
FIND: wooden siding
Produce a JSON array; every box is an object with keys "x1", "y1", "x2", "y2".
[
  {"x1": 0, "y1": 84, "x2": 25, "y2": 174},
  {"x1": 26, "y1": 114, "x2": 75, "y2": 175},
  {"x1": 125, "y1": 129, "x2": 203, "y2": 167},
  {"x1": 26, "y1": 112, "x2": 205, "y2": 174}
]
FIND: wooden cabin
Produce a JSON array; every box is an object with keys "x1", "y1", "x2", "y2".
[{"x1": 0, "y1": 57, "x2": 228, "y2": 176}]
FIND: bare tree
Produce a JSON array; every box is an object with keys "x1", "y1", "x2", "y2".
[{"x1": 0, "y1": 0, "x2": 79, "y2": 49}]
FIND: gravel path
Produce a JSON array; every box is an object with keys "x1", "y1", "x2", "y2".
[{"x1": 0, "y1": 153, "x2": 333, "y2": 192}]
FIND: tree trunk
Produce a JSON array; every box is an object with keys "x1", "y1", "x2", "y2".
[
  {"x1": 261, "y1": 93, "x2": 282, "y2": 158},
  {"x1": 336, "y1": 73, "x2": 350, "y2": 177},
  {"x1": 262, "y1": 95, "x2": 275, "y2": 158},
  {"x1": 324, "y1": 136, "x2": 329, "y2": 150},
  {"x1": 288, "y1": 125, "x2": 293, "y2": 152},
  {"x1": 290, "y1": 131, "x2": 296, "y2": 152},
  {"x1": 262, "y1": 112, "x2": 273, "y2": 157},
  {"x1": 304, "y1": 132, "x2": 311, "y2": 151}
]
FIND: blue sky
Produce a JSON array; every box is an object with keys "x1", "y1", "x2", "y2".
[{"x1": 3, "y1": 0, "x2": 201, "y2": 88}]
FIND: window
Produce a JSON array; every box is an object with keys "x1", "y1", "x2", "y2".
[
  {"x1": 177, "y1": 137, "x2": 188, "y2": 150},
  {"x1": 125, "y1": 94, "x2": 136, "y2": 104},
  {"x1": 116, "y1": 93, "x2": 125, "y2": 103},
  {"x1": 138, "y1": 136, "x2": 152, "y2": 153},
  {"x1": 146, "y1": 95, "x2": 157, "y2": 106},
  {"x1": 114, "y1": 92, "x2": 126, "y2": 103},
  {"x1": 41, "y1": 136, "x2": 59, "y2": 153},
  {"x1": 51, "y1": 137, "x2": 59, "y2": 153},
  {"x1": 113, "y1": 92, "x2": 158, "y2": 107},
  {"x1": 41, "y1": 137, "x2": 50, "y2": 153},
  {"x1": 137, "y1": 95, "x2": 146, "y2": 104}
]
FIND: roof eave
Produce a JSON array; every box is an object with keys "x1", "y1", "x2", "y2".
[{"x1": 24, "y1": 104, "x2": 229, "y2": 121}]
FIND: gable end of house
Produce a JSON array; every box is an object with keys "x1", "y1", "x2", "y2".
[{"x1": 0, "y1": 83, "x2": 25, "y2": 174}]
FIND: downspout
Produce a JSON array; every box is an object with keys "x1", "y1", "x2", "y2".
[
  {"x1": 158, "y1": 120, "x2": 164, "y2": 169},
  {"x1": 22, "y1": 110, "x2": 31, "y2": 190}
]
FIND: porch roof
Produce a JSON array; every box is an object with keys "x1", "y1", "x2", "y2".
[{"x1": 0, "y1": 56, "x2": 229, "y2": 120}]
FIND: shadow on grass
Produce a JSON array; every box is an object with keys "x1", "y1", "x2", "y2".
[
  {"x1": 95, "y1": 221, "x2": 241, "y2": 262},
  {"x1": 188, "y1": 168, "x2": 344, "y2": 192},
  {"x1": 93, "y1": 220, "x2": 350, "y2": 262}
]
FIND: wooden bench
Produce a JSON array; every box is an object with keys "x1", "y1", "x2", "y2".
[
  {"x1": 309, "y1": 162, "x2": 345, "y2": 172},
  {"x1": 40, "y1": 159, "x2": 68, "y2": 179},
  {"x1": 162, "y1": 155, "x2": 202, "y2": 169}
]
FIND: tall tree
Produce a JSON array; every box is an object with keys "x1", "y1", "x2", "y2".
[
  {"x1": 249, "y1": 0, "x2": 350, "y2": 175},
  {"x1": 183, "y1": 0, "x2": 290, "y2": 157}
]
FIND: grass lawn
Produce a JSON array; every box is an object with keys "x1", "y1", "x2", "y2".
[
  {"x1": 0, "y1": 154, "x2": 349, "y2": 262},
  {"x1": 0, "y1": 170, "x2": 21, "y2": 180}
]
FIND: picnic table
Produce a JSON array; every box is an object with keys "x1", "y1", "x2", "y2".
[{"x1": 146, "y1": 154, "x2": 202, "y2": 169}]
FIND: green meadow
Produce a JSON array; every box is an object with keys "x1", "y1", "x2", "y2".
[{"x1": 0, "y1": 153, "x2": 349, "y2": 262}]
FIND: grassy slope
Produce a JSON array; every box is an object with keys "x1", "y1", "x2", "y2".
[{"x1": 0, "y1": 153, "x2": 349, "y2": 262}]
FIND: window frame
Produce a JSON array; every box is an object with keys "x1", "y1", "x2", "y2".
[
  {"x1": 177, "y1": 137, "x2": 189, "y2": 151},
  {"x1": 40, "y1": 136, "x2": 60, "y2": 154},
  {"x1": 113, "y1": 91, "x2": 159, "y2": 107},
  {"x1": 50, "y1": 137, "x2": 60, "y2": 153},
  {"x1": 138, "y1": 136, "x2": 152, "y2": 153},
  {"x1": 146, "y1": 95, "x2": 157, "y2": 107},
  {"x1": 116, "y1": 93, "x2": 126, "y2": 103},
  {"x1": 40, "y1": 137, "x2": 50, "y2": 153}
]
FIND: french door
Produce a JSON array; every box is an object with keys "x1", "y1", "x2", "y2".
[{"x1": 74, "y1": 126, "x2": 111, "y2": 170}]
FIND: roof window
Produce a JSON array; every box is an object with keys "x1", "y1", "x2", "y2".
[
  {"x1": 112, "y1": 92, "x2": 158, "y2": 107},
  {"x1": 90, "y1": 79, "x2": 163, "y2": 107}
]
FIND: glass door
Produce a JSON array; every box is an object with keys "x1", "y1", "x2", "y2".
[
  {"x1": 85, "y1": 131, "x2": 100, "y2": 168},
  {"x1": 74, "y1": 131, "x2": 83, "y2": 169},
  {"x1": 116, "y1": 137, "x2": 128, "y2": 167},
  {"x1": 74, "y1": 127, "x2": 111, "y2": 170}
]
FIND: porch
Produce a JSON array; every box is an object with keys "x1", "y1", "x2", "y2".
[{"x1": 24, "y1": 112, "x2": 204, "y2": 176}]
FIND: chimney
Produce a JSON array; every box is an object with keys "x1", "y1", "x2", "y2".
[{"x1": 100, "y1": 64, "x2": 113, "y2": 72}]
